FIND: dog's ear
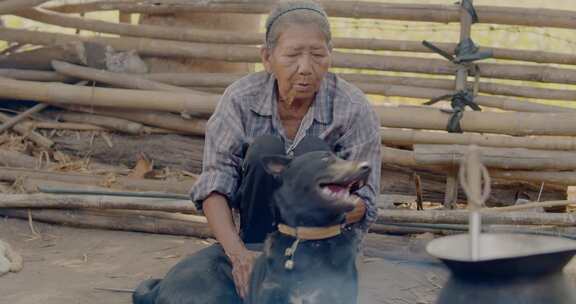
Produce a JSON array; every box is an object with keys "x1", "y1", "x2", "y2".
[{"x1": 260, "y1": 155, "x2": 291, "y2": 177}]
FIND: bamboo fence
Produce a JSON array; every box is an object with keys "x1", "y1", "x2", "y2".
[
  {"x1": 15, "y1": 8, "x2": 576, "y2": 65},
  {"x1": 45, "y1": 1, "x2": 576, "y2": 30}
]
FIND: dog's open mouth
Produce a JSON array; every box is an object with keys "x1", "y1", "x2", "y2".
[{"x1": 318, "y1": 165, "x2": 370, "y2": 203}]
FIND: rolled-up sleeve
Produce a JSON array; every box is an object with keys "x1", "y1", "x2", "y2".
[
  {"x1": 189, "y1": 88, "x2": 245, "y2": 211},
  {"x1": 335, "y1": 103, "x2": 381, "y2": 231}
]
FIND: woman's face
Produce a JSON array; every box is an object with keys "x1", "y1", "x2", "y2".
[{"x1": 261, "y1": 23, "x2": 331, "y2": 105}]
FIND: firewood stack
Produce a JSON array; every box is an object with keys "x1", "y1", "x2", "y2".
[{"x1": 0, "y1": 0, "x2": 576, "y2": 238}]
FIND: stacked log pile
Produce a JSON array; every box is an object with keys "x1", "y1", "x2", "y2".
[{"x1": 0, "y1": 0, "x2": 575, "y2": 238}]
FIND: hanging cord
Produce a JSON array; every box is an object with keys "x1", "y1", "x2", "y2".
[
  {"x1": 284, "y1": 238, "x2": 301, "y2": 270},
  {"x1": 459, "y1": 147, "x2": 491, "y2": 209},
  {"x1": 421, "y1": 0, "x2": 492, "y2": 133}
]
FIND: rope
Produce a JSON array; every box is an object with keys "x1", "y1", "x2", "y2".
[{"x1": 458, "y1": 148, "x2": 491, "y2": 208}]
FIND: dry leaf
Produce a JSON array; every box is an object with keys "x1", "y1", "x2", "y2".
[{"x1": 128, "y1": 153, "x2": 154, "y2": 179}]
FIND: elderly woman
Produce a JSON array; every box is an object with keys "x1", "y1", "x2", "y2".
[{"x1": 133, "y1": 1, "x2": 381, "y2": 303}]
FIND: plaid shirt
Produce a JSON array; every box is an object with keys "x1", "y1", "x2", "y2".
[{"x1": 190, "y1": 71, "x2": 381, "y2": 230}]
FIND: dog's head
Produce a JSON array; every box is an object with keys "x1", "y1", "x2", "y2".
[{"x1": 261, "y1": 151, "x2": 371, "y2": 227}]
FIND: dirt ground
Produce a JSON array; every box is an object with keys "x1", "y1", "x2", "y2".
[{"x1": 0, "y1": 217, "x2": 448, "y2": 304}]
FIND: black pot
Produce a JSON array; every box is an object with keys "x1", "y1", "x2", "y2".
[{"x1": 427, "y1": 233, "x2": 576, "y2": 304}]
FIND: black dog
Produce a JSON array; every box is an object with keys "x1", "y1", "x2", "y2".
[
  {"x1": 247, "y1": 151, "x2": 370, "y2": 304},
  {"x1": 133, "y1": 151, "x2": 370, "y2": 304}
]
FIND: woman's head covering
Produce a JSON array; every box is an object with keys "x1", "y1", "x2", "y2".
[{"x1": 264, "y1": 1, "x2": 331, "y2": 49}]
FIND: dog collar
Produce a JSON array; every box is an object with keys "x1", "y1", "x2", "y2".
[
  {"x1": 277, "y1": 223, "x2": 343, "y2": 271},
  {"x1": 277, "y1": 223, "x2": 342, "y2": 240}
]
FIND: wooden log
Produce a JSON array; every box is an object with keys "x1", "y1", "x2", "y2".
[
  {"x1": 382, "y1": 146, "x2": 420, "y2": 168},
  {"x1": 20, "y1": 121, "x2": 106, "y2": 131},
  {"x1": 355, "y1": 83, "x2": 574, "y2": 113},
  {"x1": 485, "y1": 200, "x2": 576, "y2": 213},
  {"x1": 0, "y1": 194, "x2": 197, "y2": 213},
  {"x1": 0, "y1": 208, "x2": 213, "y2": 238},
  {"x1": 0, "y1": 46, "x2": 83, "y2": 70},
  {"x1": 4, "y1": 28, "x2": 576, "y2": 86},
  {"x1": 65, "y1": 105, "x2": 207, "y2": 135},
  {"x1": 54, "y1": 133, "x2": 205, "y2": 173},
  {"x1": 17, "y1": 7, "x2": 576, "y2": 66},
  {"x1": 370, "y1": 222, "x2": 576, "y2": 237},
  {"x1": 0, "y1": 103, "x2": 48, "y2": 134},
  {"x1": 57, "y1": 112, "x2": 145, "y2": 135},
  {"x1": 0, "y1": 0, "x2": 51, "y2": 15},
  {"x1": 375, "y1": 105, "x2": 576, "y2": 136},
  {"x1": 0, "y1": 77, "x2": 218, "y2": 116},
  {"x1": 491, "y1": 171, "x2": 576, "y2": 186},
  {"x1": 147, "y1": 72, "x2": 576, "y2": 102},
  {"x1": 0, "y1": 112, "x2": 54, "y2": 148},
  {"x1": 382, "y1": 145, "x2": 576, "y2": 187},
  {"x1": 377, "y1": 209, "x2": 576, "y2": 226},
  {"x1": 0, "y1": 150, "x2": 38, "y2": 169},
  {"x1": 20, "y1": 178, "x2": 121, "y2": 193},
  {"x1": 46, "y1": 1, "x2": 576, "y2": 30},
  {"x1": 0, "y1": 69, "x2": 73, "y2": 82},
  {"x1": 51, "y1": 60, "x2": 205, "y2": 94},
  {"x1": 381, "y1": 128, "x2": 576, "y2": 151},
  {"x1": 144, "y1": 72, "x2": 245, "y2": 87},
  {"x1": 0, "y1": 167, "x2": 195, "y2": 194},
  {"x1": 414, "y1": 144, "x2": 576, "y2": 170}
]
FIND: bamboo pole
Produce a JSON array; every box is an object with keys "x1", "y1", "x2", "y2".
[
  {"x1": 0, "y1": 150, "x2": 38, "y2": 169},
  {"x1": 0, "y1": 194, "x2": 197, "y2": 213},
  {"x1": 0, "y1": 103, "x2": 48, "y2": 135},
  {"x1": 414, "y1": 144, "x2": 576, "y2": 170},
  {"x1": 377, "y1": 209, "x2": 576, "y2": 226},
  {"x1": 0, "y1": 208, "x2": 213, "y2": 238},
  {"x1": 145, "y1": 72, "x2": 576, "y2": 102},
  {"x1": 490, "y1": 170, "x2": 576, "y2": 186},
  {"x1": 65, "y1": 105, "x2": 207, "y2": 135},
  {"x1": 17, "y1": 7, "x2": 576, "y2": 66},
  {"x1": 381, "y1": 128, "x2": 576, "y2": 151},
  {"x1": 51, "y1": 60, "x2": 205, "y2": 94},
  {"x1": 355, "y1": 83, "x2": 574, "y2": 113},
  {"x1": 0, "y1": 77, "x2": 218, "y2": 116},
  {"x1": 46, "y1": 1, "x2": 576, "y2": 30},
  {"x1": 0, "y1": 167, "x2": 195, "y2": 194},
  {"x1": 381, "y1": 145, "x2": 576, "y2": 186},
  {"x1": 57, "y1": 112, "x2": 145, "y2": 135},
  {"x1": 20, "y1": 121, "x2": 106, "y2": 131},
  {"x1": 375, "y1": 105, "x2": 576, "y2": 136},
  {"x1": 484, "y1": 200, "x2": 576, "y2": 213},
  {"x1": 3, "y1": 28, "x2": 576, "y2": 86},
  {"x1": 52, "y1": 60, "x2": 574, "y2": 113},
  {"x1": 0, "y1": 112, "x2": 53, "y2": 148},
  {"x1": 0, "y1": 0, "x2": 51, "y2": 15},
  {"x1": 0, "y1": 45, "x2": 83, "y2": 70},
  {"x1": 3, "y1": 71, "x2": 572, "y2": 103},
  {"x1": 0, "y1": 69, "x2": 73, "y2": 82}
]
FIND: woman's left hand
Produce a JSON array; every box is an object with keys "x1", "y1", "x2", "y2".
[{"x1": 345, "y1": 195, "x2": 366, "y2": 224}]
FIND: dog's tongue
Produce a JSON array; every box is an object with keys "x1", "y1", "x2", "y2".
[{"x1": 325, "y1": 184, "x2": 347, "y2": 194}]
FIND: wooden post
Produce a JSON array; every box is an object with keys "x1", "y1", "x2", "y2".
[
  {"x1": 444, "y1": 170, "x2": 459, "y2": 209},
  {"x1": 442, "y1": 0, "x2": 474, "y2": 208}
]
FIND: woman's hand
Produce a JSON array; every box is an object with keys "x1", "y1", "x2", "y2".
[
  {"x1": 228, "y1": 248, "x2": 259, "y2": 299},
  {"x1": 204, "y1": 193, "x2": 257, "y2": 298},
  {"x1": 345, "y1": 195, "x2": 366, "y2": 225}
]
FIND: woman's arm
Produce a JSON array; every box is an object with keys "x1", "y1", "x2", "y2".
[{"x1": 203, "y1": 193, "x2": 255, "y2": 299}]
